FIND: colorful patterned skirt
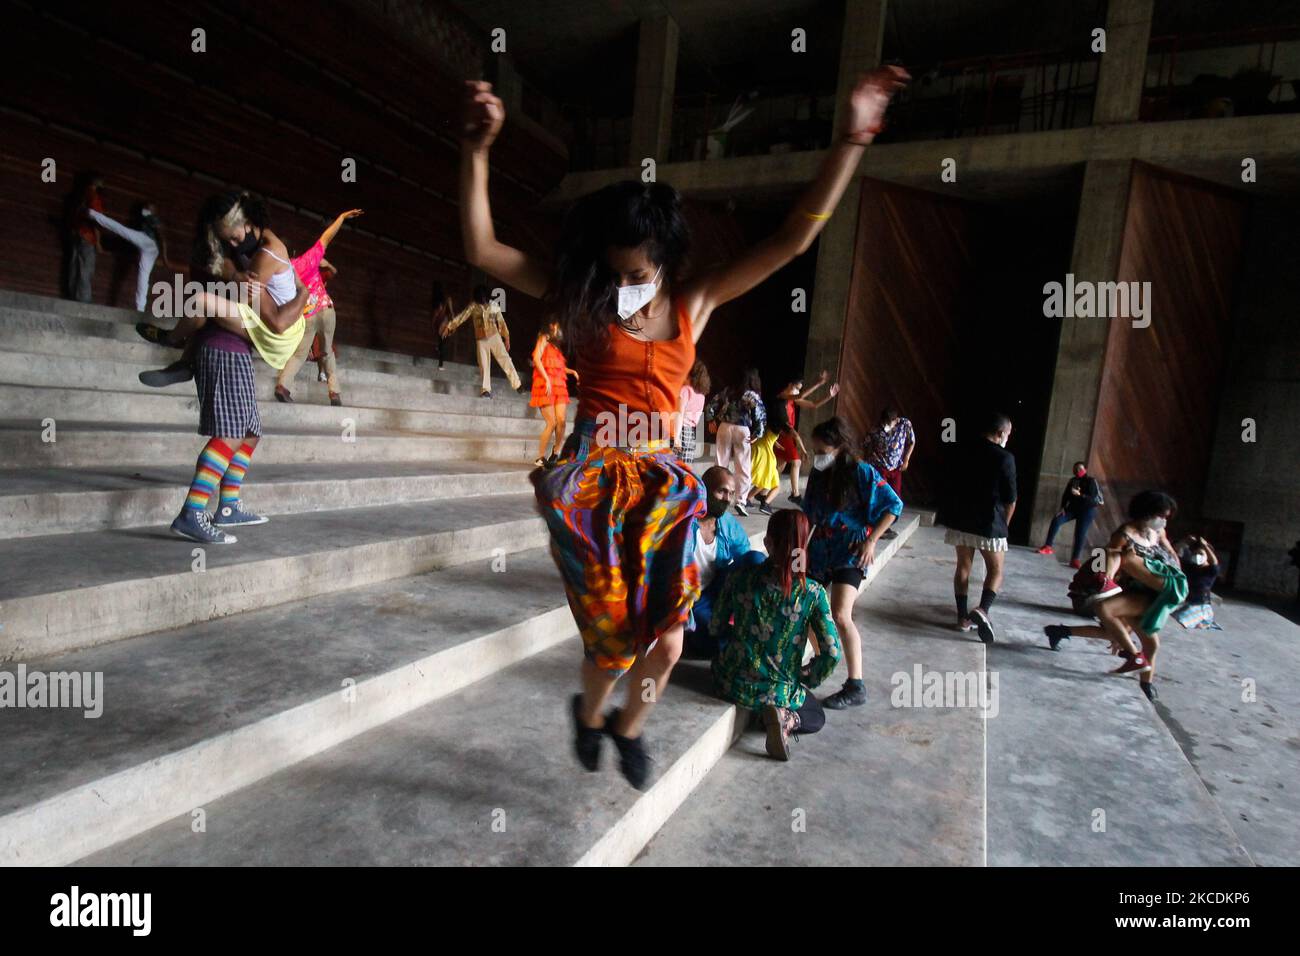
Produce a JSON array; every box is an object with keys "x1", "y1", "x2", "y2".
[{"x1": 533, "y1": 419, "x2": 706, "y2": 675}]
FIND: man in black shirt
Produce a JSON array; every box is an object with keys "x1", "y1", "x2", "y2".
[
  {"x1": 1035, "y1": 460, "x2": 1104, "y2": 568},
  {"x1": 938, "y1": 412, "x2": 1017, "y2": 644}
]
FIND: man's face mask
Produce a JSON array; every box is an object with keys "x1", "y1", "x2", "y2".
[
  {"x1": 812, "y1": 452, "x2": 836, "y2": 471},
  {"x1": 706, "y1": 494, "x2": 730, "y2": 519},
  {"x1": 1147, "y1": 516, "x2": 1167, "y2": 531},
  {"x1": 616, "y1": 266, "x2": 662, "y2": 320},
  {"x1": 1192, "y1": 552, "x2": 1208, "y2": 566}
]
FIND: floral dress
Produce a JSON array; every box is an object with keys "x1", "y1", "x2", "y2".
[{"x1": 710, "y1": 560, "x2": 841, "y2": 710}]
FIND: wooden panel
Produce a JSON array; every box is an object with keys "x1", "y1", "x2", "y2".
[
  {"x1": 838, "y1": 179, "x2": 1075, "y2": 537},
  {"x1": 839, "y1": 180, "x2": 977, "y2": 507},
  {"x1": 0, "y1": 0, "x2": 565, "y2": 364},
  {"x1": 1090, "y1": 163, "x2": 1248, "y2": 534}
]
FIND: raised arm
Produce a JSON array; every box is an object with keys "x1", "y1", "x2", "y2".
[
  {"x1": 796, "y1": 382, "x2": 840, "y2": 411},
  {"x1": 317, "y1": 210, "x2": 363, "y2": 251},
  {"x1": 680, "y1": 66, "x2": 909, "y2": 340},
  {"x1": 442, "y1": 302, "x2": 475, "y2": 336},
  {"x1": 459, "y1": 81, "x2": 550, "y2": 298}
]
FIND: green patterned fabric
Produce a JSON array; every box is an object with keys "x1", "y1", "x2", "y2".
[{"x1": 710, "y1": 559, "x2": 841, "y2": 710}]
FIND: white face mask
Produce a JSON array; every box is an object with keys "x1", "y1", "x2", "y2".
[
  {"x1": 1192, "y1": 553, "x2": 1208, "y2": 566},
  {"x1": 812, "y1": 452, "x2": 836, "y2": 471},
  {"x1": 616, "y1": 266, "x2": 662, "y2": 320},
  {"x1": 1146, "y1": 516, "x2": 1167, "y2": 531}
]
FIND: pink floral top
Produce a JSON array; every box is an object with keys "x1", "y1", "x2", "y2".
[{"x1": 291, "y1": 241, "x2": 333, "y2": 318}]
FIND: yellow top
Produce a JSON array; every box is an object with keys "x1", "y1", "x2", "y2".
[{"x1": 236, "y1": 301, "x2": 306, "y2": 370}]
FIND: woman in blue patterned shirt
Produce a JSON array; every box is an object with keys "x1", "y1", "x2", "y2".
[{"x1": 802, "y1": 417, "x2": 903, "y2": 709}]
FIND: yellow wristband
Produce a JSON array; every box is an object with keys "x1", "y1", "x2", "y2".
[{"x1": 803, "y1": 210, "x2": 832, "y2": 222}]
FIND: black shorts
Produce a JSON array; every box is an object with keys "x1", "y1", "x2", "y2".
[{"x1": 819, "y1": 566, "x2": 865, "y2": 589}]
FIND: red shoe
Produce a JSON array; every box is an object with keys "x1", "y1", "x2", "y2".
[
  {"x1": 1035, "y1": 545, "x2": 1054, "y2": 555},
  {"x1": 1112, "y1": 655, "x2": 1152, "y2": 676},
  {"x1": 1069, "y1": 559, "x2": 1083, "y2": 570},
  {"x1": 1096, "y1": 577, "x2": 1123, "y2": 599}
]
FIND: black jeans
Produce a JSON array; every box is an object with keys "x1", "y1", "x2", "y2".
[{"x1": 795, "y1": 694, "x2": 825, "y2": 734}]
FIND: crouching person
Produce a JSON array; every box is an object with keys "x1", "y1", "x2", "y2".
[
  {"x1": 682, "y1": 466, "x2": 766, "y2": 659},
  {"x1": 712, "y1": 509, "x2": 841, "y2": 760}
]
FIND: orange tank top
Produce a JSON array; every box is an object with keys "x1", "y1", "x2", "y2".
[{"x1": 574, "y1": 302, "x2": 695, "y2": 439}]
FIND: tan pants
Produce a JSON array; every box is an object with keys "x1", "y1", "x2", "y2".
[
  {"x1": 476, "y1": 333, "x2": 520, "y2": 392},
  {"x1": 277, "y1": 306, "x2": 339, "y2": 393}
]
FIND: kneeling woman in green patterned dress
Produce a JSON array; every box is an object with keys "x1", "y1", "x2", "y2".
[{"x1": 711, "y1": 509, "x2": 842, "y2": 761}]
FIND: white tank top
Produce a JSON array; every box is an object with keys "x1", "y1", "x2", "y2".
[{"x1": 256, "y1": 246, "x2": 298, "y2": 306}]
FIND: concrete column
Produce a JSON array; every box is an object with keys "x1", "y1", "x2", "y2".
[
  {"x1": 628, "y1": 15, "x2": 679, "y2": 164},
  {"x1": 1030, "y1": 159, "x2": 1134, "y2": 542},
  {"x1": 802, "y1": 0, "x2": 887, "y2": 430},
  {"x1": 1092, "y1": 0, "x2": 1154, "y2": 124},
  {"x1": 831, "y1": 0, "x2": 888, "y2": 136}
]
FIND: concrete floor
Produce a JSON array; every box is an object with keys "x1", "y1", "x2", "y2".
[{"x1": 637, "y1": 527, "x2": 1292, "y2": 866}]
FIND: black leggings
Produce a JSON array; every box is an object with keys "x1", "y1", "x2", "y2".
[{"x1": 795, "y1": 694, "x2": 825, "y2": 734}]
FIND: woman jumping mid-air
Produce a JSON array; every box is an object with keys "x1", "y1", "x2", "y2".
[{"x1": 458, "y1": 65, "x2": 908, "y2": 789}]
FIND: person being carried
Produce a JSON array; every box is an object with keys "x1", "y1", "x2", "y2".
[
  {"x1": 1044, "y1": 490, "x2": 1188, "y2": 701},
  {"x1": 441, "y1": 284, "x2": 524, "y2": 398},
  {"x1": 712, "y1": 509, "x2": 842, "y2": 761},
  {"x1": 1035, "y1": 460, "x2": 1105, "y2": 569},
  {"x1": 134, "y1": 192, "x2": 311, "y2": 388},
  {"x1": 682, "y1": 466, "x2": 767, "y2": 660}
]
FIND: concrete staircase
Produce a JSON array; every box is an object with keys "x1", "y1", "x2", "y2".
[
  {"x1": 4, "y1": 290, "x2": 1278, "y2": 868},
  {"x1": 0, "y1": 288, "x2": 924, "y2": 866}
]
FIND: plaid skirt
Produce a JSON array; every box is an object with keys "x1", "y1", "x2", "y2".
[
  {"x1": 678, "y1": 422, "x2": 698, "y2": 462},
  {"x1": 195, "y1": 345, "x2": 262, "y2": 438},
  {"x1": 534, "y1": 419, "x2": 705, "y2": 675}
]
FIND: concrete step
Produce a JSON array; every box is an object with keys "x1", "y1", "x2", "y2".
[
  {"x1": 0, "y1": 305, "x2": 491, "y2": 388},
  {"x1": 636, "y1": 536, "x2": 985, "y2": 866},
  {"x1": 0, "y1": 547, "x2": 577, "y2": 866},
  {"x1": 0, "y1": 347, "x2": 539, "y2": 408},
  {"x1": 0, "y1": 492, "x2": 549, "y2": 660},
  {"x1": 0, "y1": 289, "x2": 488, "y2": 386},
  {"x1": 76, "y1": 641, "x2": 744, "y2": 866},
  {"x1": 0, "y1": 382, "x2": 563, "y2": 442},
  {"x1": 0, "y1": 419, "x2": 542, "y2": 469},
  {"x1": 0, "y1": 509, "x2": 771, "y2": 866},
  {"x1": 0, "y1": 460, "x2": 535, "y2": 538},
  {"x1": 38, "y1": 514, "x2": 915, "y2": 867},
  {"x1": 978, "y1": 538, "x2": 1255, "y2": 865}
]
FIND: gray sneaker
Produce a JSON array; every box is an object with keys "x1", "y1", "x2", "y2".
[
  {"x1": 213, "y1": 501, "x2": 268, "y2": 527},
  {"x1": 171, "y1": 509, "x2": 237, "y2": 544}
]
